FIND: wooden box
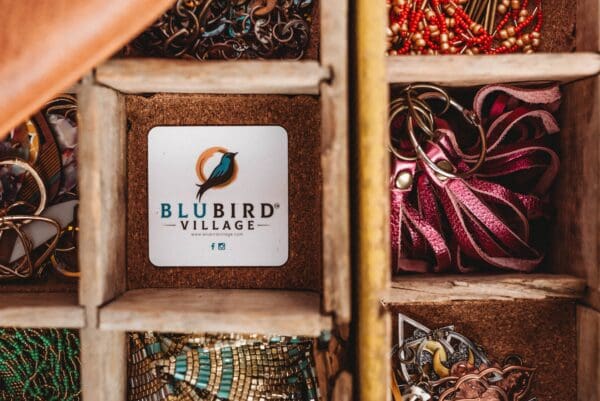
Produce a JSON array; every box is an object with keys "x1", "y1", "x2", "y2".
[
  {"x1": 354, "y1": 1, "x2": 600, "y2": 401},
  {"x1": 1, "y1": 0, "x2": 599, "y2": 400},
  {"x1": 0, "y1": 1, "x2": 351, "y2": 401}
]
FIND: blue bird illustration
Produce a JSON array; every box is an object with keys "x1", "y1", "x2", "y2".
[{"x1": 196, "y1": 152, "x2": 237, "y2": 201}]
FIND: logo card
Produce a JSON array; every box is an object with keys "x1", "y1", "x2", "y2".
[{"x1": 148, "y1": 126, "x2": 289, "y2": 266}]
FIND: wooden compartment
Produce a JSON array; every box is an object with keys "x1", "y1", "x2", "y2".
[
  {"x1": 388, "y1": 300, "x2": 578, "y2": 400},
  {"x1": 76, "y1": 1, "x2": 350, "y2": 400},
  {"x1": 354, "y1": 1, "x2": 600, "y2": 400},
  {"x1": 0, "y1": 92, "x2": 84, "y2": 330}
]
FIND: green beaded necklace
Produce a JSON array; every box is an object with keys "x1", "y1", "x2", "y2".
[{"x1": 0, "y1": 328, "x2": 80, "y2": 401}]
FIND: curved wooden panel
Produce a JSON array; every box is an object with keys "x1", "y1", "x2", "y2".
[{"x1": 0, "y1": 0, "x2": 173, "y2": 134}]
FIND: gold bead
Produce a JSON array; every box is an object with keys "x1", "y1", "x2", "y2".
[
  {"x1": 430, "y1": 24, "x2": 439, "y2": 32},
  {"x1": 391, "y1": 23, "x2": 401, "y2": 34},
  {"x1": 445, "y1": 5, "x2": 456, "y2": 16},
  {"x1": 448, "y1": 31, "x2": 455, "y2": 40},
  {"x1": 499, "y1": 29, "x2": 508, "y2": 39},
  {"x1": 518, "y1": 16, "x2": 526, "y2": 23},
  {"x1": 412, "y1": 32, "x2": 423, "y2": 40},
  {"x1": 430, "y1": 29, "x2": 440, "y2": 37},
  {"x1": 531, "y1": 31, "x2": 541, "y2": 39},
  {"x1": 440, "y1": 33, "x2": 449, "y2": 42},
  {"x1": 417, "y1": 21, "x2": 425, "y2": 30},
  {"x1": 519, "y1": 9, "x2": 529, "y2": 17},
  {"x1": 470, "y1": 23, "x2": 482, "y2": 34},
  {"x1": 426, "y1": 10, "x2": 436, "y2": 20},
  {"x1": 511, "y1": 0, "x2": 520, "y2": 9},
  {"x1": 415, "y1": 38, "x2": 427, "y2": 48},
  {"x1": 507, "y1": 26, "x2": 516, "y2": 36},
  {"x1": 508, "y1": 36, "x2": 517, "y2": 45},
  {"x1": 465, "y1": 48, "x2": 474, "y2": 55},
  {"x1": 532, "y1": 38, "x2": 540, "y2": 47},
  {"x1": 448, "y1": 18, "x2": 456, "y2": 28},
  {"x1": 401, "y1": 22, "x2": 409, "y2": 31},
  {"x1": 516, "y1": 38, "x2": 524, "y2": 47},
  {"x1": 497, "y1": 4, "x2": 507, "y2": 14},
  {"x1": 441, "y1": 42, "x2": 450, "y2": 51},
  {"x1": 522, "y1": 33, "x2": 531, "y2": 44},
  {"x1": 502, "y1": 0, "x2": 510, "y2": 5},
  {"x1": 471, "y1": 47, "x2": 480, "y2": 54},
  {"x1": 449, "y1": 46, "x2": 458, "y2": 54},
  {"x1": 502, "y1": 39, "x2": 512, "y2": 48}
]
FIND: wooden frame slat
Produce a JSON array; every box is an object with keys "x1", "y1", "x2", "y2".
[
  {"x1": 577, "y1": 306, "x2": 600, "y2": 401},
  {"x1": 96, "y1": 59, "x2": 330, "y2": 95},
  {"x1": 549, "y1": 77, "x2": 600, "y2": 312},
  {"x1": 320, "y1": 0, "x2": 351, "y2": 322},
  {"x1": 99, "y1": 289, "x2": 332, "y2": 336},
  {"x1": 78, "y1": 83, "x2": 127, "y2": 311},
  {"x1": 81, "y1": 329, "x2": 127, "y2": 401},
  {"x1": 385, "y1": 274, "x2": 586, "y2": 304},
  {"x1": 0, "y1": 293, "x2": 84, "y2": 328},
  {"x1": 387, "y1": 53, "x2": 600, "y2": 86},
  {"x1": 355, "y1": 0, "x2": 391, "y2": 400}
]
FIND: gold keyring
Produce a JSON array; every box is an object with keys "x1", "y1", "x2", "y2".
[
  {"x1": 407, "y1": 93, "x2": 487, "y2": 180},
  {"x1": 389, "y1": 97, "x2": 436, "y2": 162},
  {"x1": 404, "y1": 84, "x2": 451, "y2": 138}
]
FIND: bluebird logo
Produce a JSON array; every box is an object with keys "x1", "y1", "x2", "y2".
[{"x1": 195, "y1": 147, "x2": 238, "y2": 202}]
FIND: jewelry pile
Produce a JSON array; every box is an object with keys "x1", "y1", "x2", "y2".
[
  {"x1": 125, "y1": 0, "x2": 315, "y2": 60},
  {"x1": 390, "y1": 84, "x2": 560, "y2": 273},
  {"x1": 387, "y1": 0, "x2": 542, "y2": 55},
  {"x1": 393, "y1": 315, "x2": 535, "y2": 401},
  {"x1": 0, "y1": 328, "x2": 80, "y2": 401},
  {"x1": 128, "y1": 332, "x2": 322, "y2": 401},
  {"x1": 0, "y1": 95, "x2": 79, "y2": 281}
]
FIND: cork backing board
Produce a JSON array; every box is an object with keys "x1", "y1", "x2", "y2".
[
  {"x1": 126, "y1": 94, "x2": 322, "y2": 291},
  {"x1": 389, "y1": 300, "x2": 577, "y2": 401},
  {"x1": 539, "y1": 0, "x2": 576, "y2": 52}
]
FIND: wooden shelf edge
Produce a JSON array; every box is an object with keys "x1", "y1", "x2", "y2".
[
  {"x1": 99, "y1": 288, "x2": 332, "y2": 336},
  {"x1": 382, "y1": 274, "x2": 586, "y2": 305},
  {"x1": 96, "y1": 59, "x2": 330, "y2": 95},
  {"x1": 387, "y1": 53, "x2": 600, "y2": 86},
  {"x1": 0, "y1": 292, "x2": 85, "y2": 328}
]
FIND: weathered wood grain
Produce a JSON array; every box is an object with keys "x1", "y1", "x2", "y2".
[
  {"x1": 81, "y1": 329, "x2": 127, "y2": 401},
  {"x1": 387, "y1": 53, "x2": 600, "y2": 86},
  {"x1": 77, "y1": 84, "x2": 127, "y2": 309},
  {"x1": 549, "y1": 77, "x2": 600, "y2": 312},
  {"x1": 320, "y1": 0, "x2": 351, "y2": 323},
  {"x1": 99, "y1": 289, "x2": 332, "y2": 336},
  {"x1": 355, "y1": 0, "x2": 392, "y2": 401},
  {"x1": 96, "y1": 59, "x2": 330, "y2": 95},
  {"x1": 385, "y1": 274, "x2": 586, "y2": 304},
  {"x1": 578, "y1": 306, "x2": 600, "y2": 401},
  {"x1": 0, "y1": 292, "x2": 84, "y2": 328}
]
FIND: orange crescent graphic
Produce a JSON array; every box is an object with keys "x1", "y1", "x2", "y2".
[{"x1": 195, "y1": 146, "x2": 238, "y2": 189}]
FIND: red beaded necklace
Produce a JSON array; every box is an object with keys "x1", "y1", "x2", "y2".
[{"x1": 387, "y1": 0, "x2": 543, "y2": 55}]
